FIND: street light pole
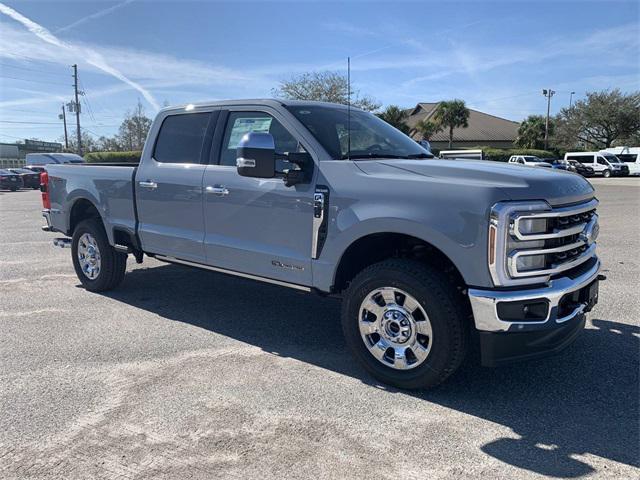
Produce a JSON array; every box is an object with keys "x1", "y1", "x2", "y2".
[
  {"x1": 569, "y1": 91, "x2": 576, "y2": 109},
  {"x1": 542, "y1": 88, "x2": 555, "y2": 150}
]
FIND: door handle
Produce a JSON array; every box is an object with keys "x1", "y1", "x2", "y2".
[
  {"x1": 139, "y1": 181, "x2": 158, "y2": 190},
  {"x1": 206, "y1": 185, "x2": 229, "y2": 196}
]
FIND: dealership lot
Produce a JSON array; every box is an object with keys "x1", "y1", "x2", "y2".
[{"x1": 0, "y1": 179, "x2": 638, "y2": 479}]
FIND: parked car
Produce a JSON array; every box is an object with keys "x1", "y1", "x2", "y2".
[
  {"x1": 567, "y1": 160, "x2": 595, "y2": 177},
  {"x1": 9, "y1": 168, "x2": 40, "y2": 189},
  {"x1": 508, "y1": 155, "x2": 552, "y2": 167},
  {"x1": 40, "y1": 99, "x2": 602, "y2": 390},
  {"x1": 564, "y1": 152, "x2": 629, "y2": 177},
  {"x1": 22, "y1": 165, "x2": 47, "y2": 174},
  {"x1": 0, "y1": 169, "x2": 24, "y2": 191},
  {"x1": 546, "y1": 159, "x2": 576, "y2": 172},
  {"x1": 600, "y1": 147, "x2": 640, "y2": 176},
  {"x1": 26, "y1": 152, "x2": 85, "y2": 166}
]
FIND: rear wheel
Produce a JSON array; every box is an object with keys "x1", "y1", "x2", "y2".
[
  {"x1": 71, "y1": 219, "x2": 127, "y2": 292},
  {"x1": 341, "y1": 259, "x2": 468, "y2": 390},
  {"x1": 602, "y1": 169, "x2": 611, "y2": 178}
]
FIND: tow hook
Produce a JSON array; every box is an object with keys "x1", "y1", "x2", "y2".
[{"x1": 53, "y1": 238, "x2": 71, "y2": 248}]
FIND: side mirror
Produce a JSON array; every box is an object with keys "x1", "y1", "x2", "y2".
[{"x1": 237, "y1": 132, "x2": 275, "y2": 179}]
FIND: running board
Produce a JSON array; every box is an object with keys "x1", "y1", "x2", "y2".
[{"x1": 155, "y1": 255, "x2": 311, "y2": 292}]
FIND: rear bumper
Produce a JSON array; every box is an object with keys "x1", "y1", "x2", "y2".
[{"x1": 468, "y1": 259, "x2": 601, "y2": 366}]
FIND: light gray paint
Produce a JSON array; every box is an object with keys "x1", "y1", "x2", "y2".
[{"x1": 45, "y1": 99, "x2": 595, "y2": 292}]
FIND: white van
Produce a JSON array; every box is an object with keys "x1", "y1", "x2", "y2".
[
  {"x1": 563, "y1": 151, "x2": 629, "y2": 177},
  {"x1": 600, "y1": 147, "x2": 640, "y2": 176}
]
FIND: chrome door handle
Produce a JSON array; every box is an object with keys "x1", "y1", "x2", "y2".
[
  {"x1": 139, "y1": 181, "x2": 157, "y2": 189},
  {"x1": 206, "y1": 185, "x2": 229, "y2": 196}
]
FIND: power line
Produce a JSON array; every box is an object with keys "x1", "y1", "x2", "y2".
[
  {"x1": 0, "y1": 74, "x2": 71, "y2": 87},
  {"x1": 0, "y1": 120, "x2": 64, "y2": 125},
  {"x1": 0, "y1": 62, "x2": 68, "y2": 77}
]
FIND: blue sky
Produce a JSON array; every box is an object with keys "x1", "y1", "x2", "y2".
[{"x1": 0, "y1": 0, "x2": 638, "y2": 143}]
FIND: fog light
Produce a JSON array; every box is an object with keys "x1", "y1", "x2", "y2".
[
  {"x1": 497, "y1": 299, "x2": 549, "y2": 322},
  {"x1": 516, "y1": 254, "x2": 546, "y2": 272}
]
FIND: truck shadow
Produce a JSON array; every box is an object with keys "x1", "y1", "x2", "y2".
[{"x1": 102, "y1": 263, "x2": 639, "y2": 477}]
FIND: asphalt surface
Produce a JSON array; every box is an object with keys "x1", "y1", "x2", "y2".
[{"x1": 0, "y1": 178, "x2": 638, "y2": 479}]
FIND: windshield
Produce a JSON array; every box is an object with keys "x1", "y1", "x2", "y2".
[
  {"x1": 285, "y1": 105, "x2": 431, "y2": 160},
  {"x1": 11, "y1": 169, "x2": 31, "y2": 173},
  {"x1": 523, "y1": 156, "x2": 545, "y2": 162},
  {"x1": 0, "y1": 169, "x2": 12, "y2": 174},
  {"x1": 603, "y1": 154, "x2": 621, "y2": 163}
]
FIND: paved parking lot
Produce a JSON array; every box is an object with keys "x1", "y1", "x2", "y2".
[{"x1": 0, "y1": 178, "x2": 638, "y2": 479}]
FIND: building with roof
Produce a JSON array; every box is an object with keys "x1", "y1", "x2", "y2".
[{"x1": 404, "y1": 102, "x2": 520, "y2": 150}]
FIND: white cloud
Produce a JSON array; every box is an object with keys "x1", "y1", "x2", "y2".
[
  {"x1": 56, "y1": 0, "x2": 136, "y2": 33},
  {"x1": 0, "y1": 2, "x2": 161, "y2": 111}
]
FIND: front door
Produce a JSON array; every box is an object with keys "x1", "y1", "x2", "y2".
[
  {"x1": 136, "y1": 111, "x2": 216, "y2": 263},
  {"x1": 202, "y1": 109, "x2": 314, "y2": 285}
]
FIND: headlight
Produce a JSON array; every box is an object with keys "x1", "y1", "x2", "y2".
[{"x1": 488, "y1": 199, "x2": 599, "y2": 287}]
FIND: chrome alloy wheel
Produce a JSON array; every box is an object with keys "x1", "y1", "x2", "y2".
[
  {"x1": 358, "y1": 287, "x2": 433, "y2": 370},
  {"x1": 77, "y1": 233, "x2": 101, "y2": 280}
]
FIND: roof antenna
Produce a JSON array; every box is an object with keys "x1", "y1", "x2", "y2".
[{"x1": 347, "y1": 56, "x2": 351, "y2": 161}]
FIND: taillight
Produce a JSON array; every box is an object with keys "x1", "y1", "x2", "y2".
[{"x1": 40, "y1": 171, "x2": 51, "y2": 209}]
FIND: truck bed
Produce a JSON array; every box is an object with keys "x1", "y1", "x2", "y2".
[{"x1": 45, "y1": 163, "x2": 139, "y2": 245}]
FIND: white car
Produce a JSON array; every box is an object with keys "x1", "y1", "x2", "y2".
[
  {"x1": 564, "y1": 152, "x2": 629, "y2": 177},
  {"x1": 600, "y1": 147, "x2": 640, "y2": 176},
  {"x1": 508, "y1": 155, "x2": 552, "y2": 167}
]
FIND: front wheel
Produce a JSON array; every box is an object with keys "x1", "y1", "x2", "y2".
[
  {"x1": 341, "y1": 259, "x2": 469, "y2": 390},
  {"x1": 71, "y1": 219, "x2": 127, "y2": 292},
  {"x1": 602, "y1": 169, "x2": 611, "y2": 178}
]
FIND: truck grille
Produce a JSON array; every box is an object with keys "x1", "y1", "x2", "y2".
[{"x1": 507, "y1": 199, "x2": 598, "y2": 278}]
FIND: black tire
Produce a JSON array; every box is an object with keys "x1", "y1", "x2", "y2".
[
  {"x1": 71, "y1": 218, "x2": 127, "y2": 292},
  {"x1": 341, "y1": 259, "x2": 469, "y2": 390},
  {"x1": 10, "y1": 187, "x2": 17, "y2": 192},
  {"x1": 602, "y1": 169, "x2": 611, "y2": 178}
]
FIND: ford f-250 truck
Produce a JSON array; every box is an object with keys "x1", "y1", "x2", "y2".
[{"x1": 40, "y1": 99, "x2": 602, "y2": 389}]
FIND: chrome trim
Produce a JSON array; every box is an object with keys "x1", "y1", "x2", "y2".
[
  {"x1": 138, "y1": 181, "x2": 158, "y2": 190},
  {"x1": 469, "y1": 258, "x2": 600, "y2": 332},
  {"x1": 508, "y1": 242, "x2": 596, "y2": 278},
  {"x1": 236, "y1": 157, "x2": 255, "y2": 168},
  {"x1": 311, "y1": 192, "x2": 324, "y2": 259},
  {"x1": 489, "y1": 198, "x2": 599, "y2": 287},
  {"x1": 42, "y1": 209, "x2": 52, "y2": 228},
  {"x1": 155, "y1": 255, "x2": 311, "y2": 292},
  {"x1": 205, "y1": 185, "x2": 229, "y2": 196},
  {"x1": 511, "y1": 198, "x2": 598, "y2": 241}
]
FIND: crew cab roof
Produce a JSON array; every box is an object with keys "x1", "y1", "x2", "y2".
[{"x1": 159, "y1": 98, "x2": 358, "y2": 115}]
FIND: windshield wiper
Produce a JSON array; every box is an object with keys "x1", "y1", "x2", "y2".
[{"x1": 406, "y1": 153, "x2": 434, "y2": 159}]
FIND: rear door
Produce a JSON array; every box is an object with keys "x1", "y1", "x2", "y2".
[
  {"x1": 136, "y1": 110, "x2": 218, "y2": 262},
  {"x1": 201, "y1": 108, "x2": 315, "y2": 286}
]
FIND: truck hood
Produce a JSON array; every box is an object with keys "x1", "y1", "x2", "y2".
[{"x1": 356, "y1": 159, "x2": 595, "y2": 206}]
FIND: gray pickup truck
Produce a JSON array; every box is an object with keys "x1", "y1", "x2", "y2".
[{"x1": 41, "y1": 99, "x2": 602, "y2": 389}]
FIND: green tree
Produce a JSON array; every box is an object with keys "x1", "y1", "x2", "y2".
[
  {"x1": 432, "y1": 100, "x2": 470, "y2": 148},
  {"x1": 117, "y1": 100, "x2": 152, "y2": 151},
  {"x1": 272, "y1": 71, "x2": 380, "y2": 111},
  {"x1": 59, "y1": 130, "x2": 98, "y2": 154},
  {"x1": 415, "y1": 119, "x2": 442, "y2": 141},
  {"x1": 516, "y1": 115, "x2": 552, "y2": 149},
  {"x1": 377, "y1": 105, "x2": 410, "y2": 133},
  {"x1": 554, "y1": 89, "x2": 640, "y2": 149}
]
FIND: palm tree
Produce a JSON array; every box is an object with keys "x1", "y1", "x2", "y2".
[
  {"x1": 433, "y1": 100, "x2": 470, "y2": 148},
  {"x1": 516, "y1": 115, "x2": 552, "y2": 149},
  {"x1": 416, "y1": 119, "x2": 442, "y2": 141},
  {"x1": 377, "y1": 105, "x2": 410, "y2": 134}
]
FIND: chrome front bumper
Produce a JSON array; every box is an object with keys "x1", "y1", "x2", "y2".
[{"x1": 468, "y1": 259, "x2": 601, "y2": 333}]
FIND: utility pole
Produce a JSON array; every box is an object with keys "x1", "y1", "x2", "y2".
[
  {"x1": 58, "y1": 104, "x2": 69, "y2": 150},
  {"x1": 72, "y1": 64, "x2": 82, "y2": 155},
  {"x1": 542, "y1": 88, "x2": 555, "y2": 150}
]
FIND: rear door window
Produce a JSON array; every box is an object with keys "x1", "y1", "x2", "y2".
[{"x1": 154, "y1": 113, "x2": 211, "y2": 164}]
